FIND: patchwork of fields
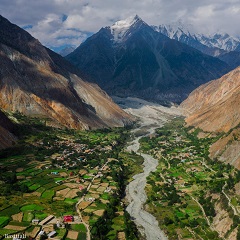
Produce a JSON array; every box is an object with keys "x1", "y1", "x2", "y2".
[
  {"x1": 0, "y1": 114, "x2": 142, "y2": 240},
  {"x1": 140, "y1": 118, "x2": 240, "y2": 240}
]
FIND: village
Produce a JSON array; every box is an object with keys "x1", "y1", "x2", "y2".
[
  {"x1": 0, "y1": 117, "x2": 133, "y2": 240},
  {"x1": 0, "y1": 156, "x2": 119, "y2": 240},
  {"x1": 140, "y1": 118, "x2": 240, "y2": 240}
]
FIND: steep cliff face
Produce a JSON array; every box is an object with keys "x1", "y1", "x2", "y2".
[
  {"x1": 209, "y1": 129, "x2": 240, "y2": 169},
  {"x1": 181, "y1": 67, "x2": 240, "y2": 133},
  {"x1": 0, "y1": 110, "x2": 17, "y2": 149},
  {"x1": 181, "y1": 67, "x2": 240, "y2": 169},
  {"x1": 0, "y1": 15, "x2": 132, "y2": 130}
]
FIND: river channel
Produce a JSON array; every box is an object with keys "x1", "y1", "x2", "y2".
[
  {"x1": 113, "y1": 96, "x2": 181, "y2": 239},
  {"x1": 125, "y1": 127, "x2": 168, "y2": 240}
]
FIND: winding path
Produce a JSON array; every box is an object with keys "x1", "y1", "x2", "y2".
[
  {"x1": 75, "y1": 160, "x2": 110, "y2": 240},
  {"x1": 222, "y1": 182, "x2": 238, "y2": 216},
  {"x1": 76, "y1": 198, "x2": 91, "y2": 240},
  {"x1": 190, "y1": 196, "x2": 211, "y2": 228}
]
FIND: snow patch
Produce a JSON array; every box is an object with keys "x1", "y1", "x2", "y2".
[{"x1": 110, "y1": 15, "x2": 141, "y2": 42}]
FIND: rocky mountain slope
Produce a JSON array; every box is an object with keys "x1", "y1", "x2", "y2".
[
  {"x1": 0, "y1": 110, "x2": 17, "y2": 149},
  {"x1": 66, "y1": 15, "x2": 230, "y2": 103},
  {"x1": 181, "y1": 67, "x2": 240, "y2": 169},
  {"x1": 218, "y1": 51, "x2": 240, "y2": 69},
  {"x1": 0, "y1": 15, "x2": 132, "y2": 131},
  {"x1": 181, "y1": 67, "x2": 240, "y2": 132},
  {"x1": 155, "y1": 22, "x2": 240, "y2": 69}
]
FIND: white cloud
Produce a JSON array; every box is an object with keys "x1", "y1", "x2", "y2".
[{"x1": 0, "y1": 0, "x2": 240, "y2": 48}]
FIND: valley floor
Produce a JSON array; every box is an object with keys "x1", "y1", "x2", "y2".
[
  {"x1": 115, "y1": 97, "x2": 240, "y2": 240},
  {"x1": 139, "y1": 118, "x2": 240, "y2": 240},
  {"x1": 114, "y1": 97, "x2": 181, "y2": 239},
  {"x1": 1, "y1": 97, "x2": 240, "y2": 240}
]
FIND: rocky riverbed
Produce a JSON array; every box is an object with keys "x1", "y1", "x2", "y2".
[{"x1": 113, "y1": 97, "x2": 182, "y2": 239}]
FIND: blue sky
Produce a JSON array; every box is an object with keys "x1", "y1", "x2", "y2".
[{"x1": 0, "y1": 0, "x2": 240, "y2": 51}]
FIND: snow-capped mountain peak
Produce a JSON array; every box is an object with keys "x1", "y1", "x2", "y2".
[
  {"x1": 110, "y1": 15, "x2": 144, "y2": 42},
  {"x1": 154, "y1": 20, "x2": 240, "y2": 52},
  {"x1": 200, "y1": 32, "x2": 240, "y2": 52},
  {"x1": 153, "y1": 20, "x2": 197, "y2": 40}
]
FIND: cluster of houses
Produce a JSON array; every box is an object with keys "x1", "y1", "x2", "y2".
[
  {"x1": 35, "y1": 134, "x2": 117, "y2": 174},
  {"x1": 85, "y1": 197, "x2": 95, "y2": 202},
  {"x1": 31, "y1": 214, "x2": 76, "y2": 239}
]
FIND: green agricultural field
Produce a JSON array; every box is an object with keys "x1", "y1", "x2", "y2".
[
  {"x1": 36, "y1": 187, "x2": 46, "y2": 194},
  {"x1": 32, "y1": 178, "x2": 52, "y2": 186},
  {"x1": 8, "y1": 221, "x2": 29, "y2": 227},
  {"x1": 21, "y1": 204, "x2": 44, "y2": 212},
  {"x1": 119, "y1": 152, "x2": 144, "y2": 181},
  {"x1": 41, "y1": 190, "x2": 55, "y2": 199},
  {"x1": 71, "y1": 224, "x2": 87, "y2": 232},
  {"x1": 231, "y1": 197, "x2": 238, "y2": 206},
  {"x1": 106, "y1": 230, "x2": 117, "y2": 240},
  {"x1": 43, "y1": 182, "x2": 58, "y2": 189},
  {"x1": 83, "y1": 175, "x2": 92, "y2": 180},
  {"x1": 77, "y1": 232, "x2": 86, "y2": 240},
  {"x1": 88, "y1": 218, "x2": 98, "y2": 226},
  {"x1": 25, "y1": 225, "x2": 35, "y2": 233},
  {"x1": 94, "y1": 202, "x2": 106, "y2": 210},
  {"x1": 0, "y1": 229, "x2": 18, "y2": 236},
  {"x1": 54, "y1": 177, "x2": 65, "y2": 182},
  {"x1": 28, "y1": 183, "x2": 41, "y2": 191},
  {"x1": 34, "y1": 212, "x2": 48, "y2": 220},
  {"x1": 20, "y1": 180, "x2": 33, "y2": 187},
  {"x1": 23, "y1": 212, "x2": 34, "y2": 222},
  {"x1": 111, "y1": 216, "x2": 125, "y2": 231},
  {"x1": 64, "y1": 198, "x2": 78, "y2": 205},
  {"x1": 0, "y1": 216, "x2": 9, "y2": 227},
  {"x1": 0, "y1": 206, "x2": 20, "y2": 217},
  {"x1": 56, "y1": 228, "x2": 67, "y2": 239},
  {"x1": 100, "y1": 193, "x2": 109, "y2": 200}
]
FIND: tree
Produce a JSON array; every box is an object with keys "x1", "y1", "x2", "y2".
[
  {"x1": 19, "y1": 184, "x2": 29, "y2": 193},
  {"x1": 164, "y1": 217, "x2": 174, "y2": 225}
]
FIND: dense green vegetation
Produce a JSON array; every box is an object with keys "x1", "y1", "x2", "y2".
[
  {"x1": 140, "y1": 118, "x2": 240, "y2": 240},
  {"x1": 0, "y1": 113, "x2": 142, "y2": 239},
  {"x1": 90, "y1": 151, "x2": 143, "y2": 240}
]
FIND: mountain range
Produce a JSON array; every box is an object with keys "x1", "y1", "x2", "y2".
[
  {"x1": 1, "y1": 13, "x2": 240, "y2": 156},
  {"x1": 154, "y1": 21, "x2": 240, "y2": 52},
  {"x1": 66, "y1": 15, "x2": 230, "y2": 103},
  {"x1": 0, "y1": 15, "x2": 132, "y2": 137},
  {"x1": 154, "y1": 20, "x2": 240, "y2": 169},
  {"x1": 154, "y1": 21, "x2": 240, "y2": 69}
]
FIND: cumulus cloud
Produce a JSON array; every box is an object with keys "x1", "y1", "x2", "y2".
[
  {"x1": 26, "y1": 14, "x2": 88, "y2": 48},
  {"x1": 0, "y1": 0, "x2": 240, "y2": 49}
]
